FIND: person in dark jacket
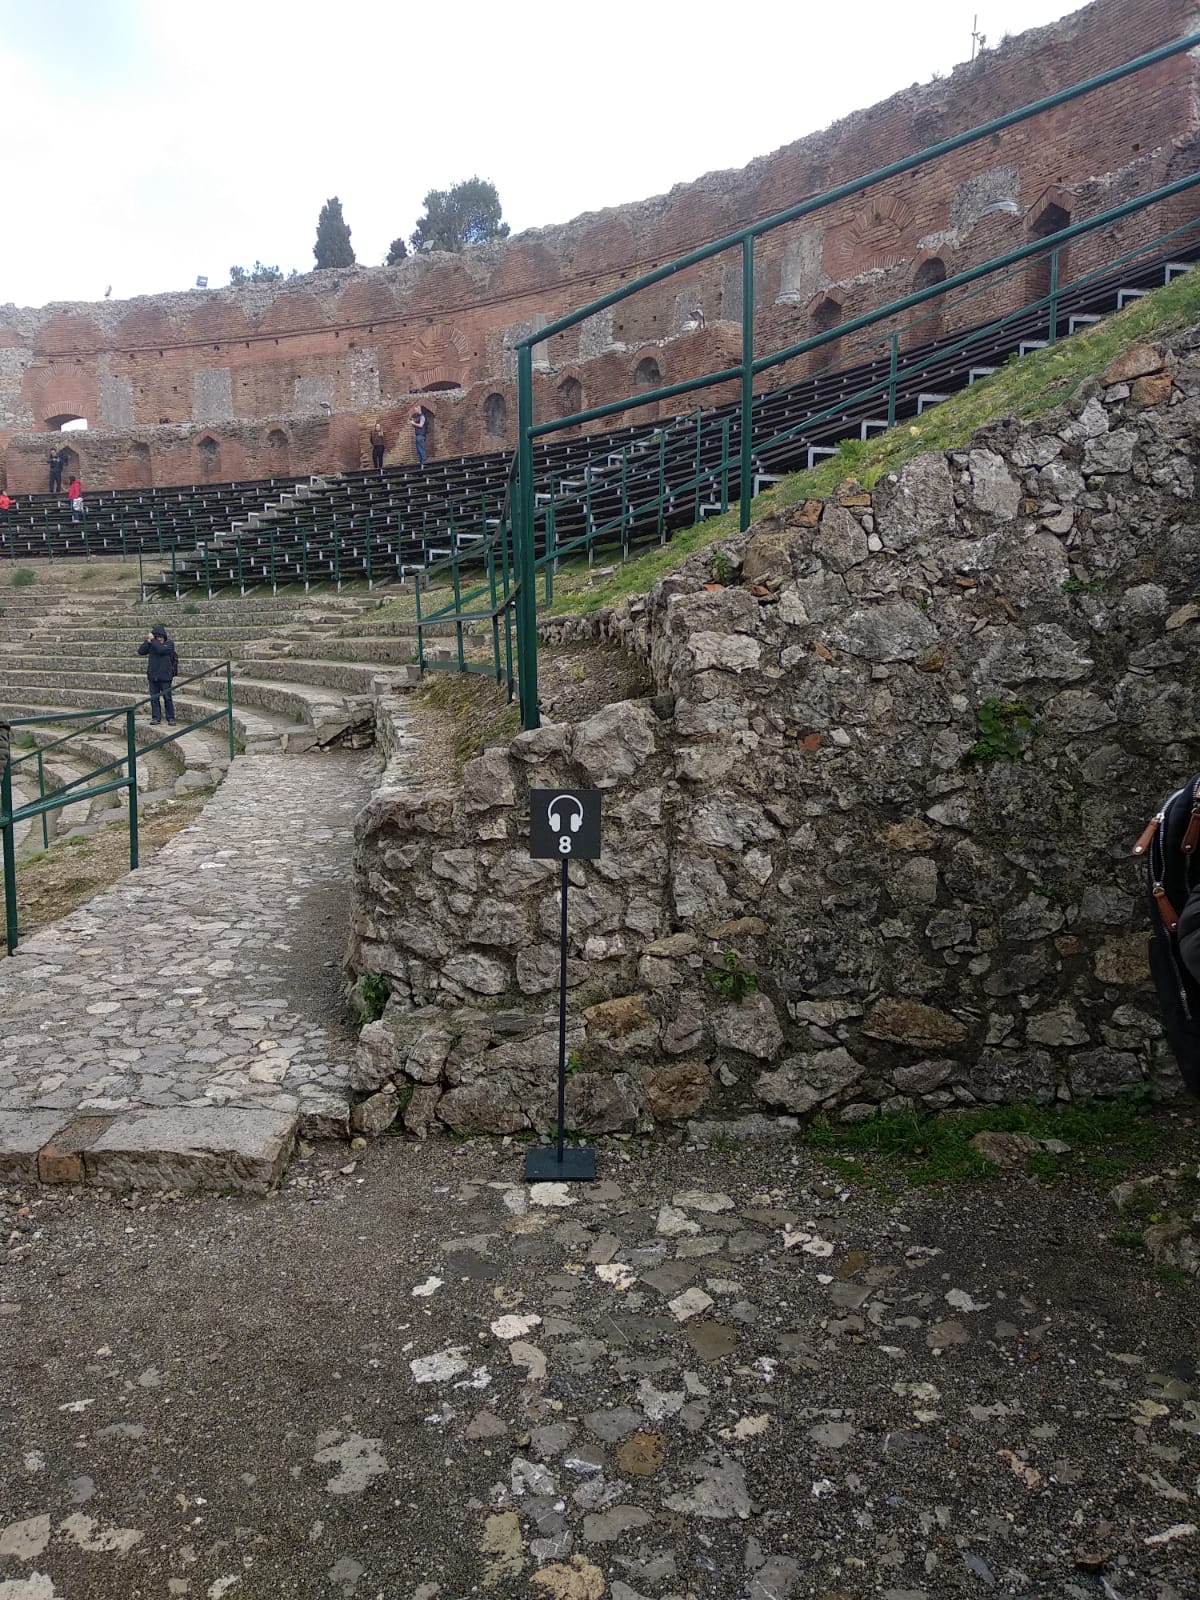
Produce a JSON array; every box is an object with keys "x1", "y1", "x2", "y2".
[{"x1": 137, "y1": 624, "x2": 178, "y2": 726}]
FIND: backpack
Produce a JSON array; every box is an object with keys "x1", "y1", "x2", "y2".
[
  {"x1": 169, "y1": 643, "x2": 180, "y2": 678},
  {"x1": 1133, "y1": 775, "x2": 1200, "y2": 1095}
]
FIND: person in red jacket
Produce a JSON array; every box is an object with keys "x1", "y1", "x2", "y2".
[{"x1": 67, "y1": 476, "x2": 83, "y2": 521}]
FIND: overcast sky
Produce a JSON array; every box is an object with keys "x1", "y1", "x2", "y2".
[{"x1": 0, "y1": 0, "x2": 1084, "y2": 311}]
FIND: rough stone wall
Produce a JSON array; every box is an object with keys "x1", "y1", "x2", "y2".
[
  {"x1": 346, "y1": 330, "x2": 1200, "y2": 1136},
  {"x1": 2, "y1": 0, "x2": 1196, "y2": 491}
]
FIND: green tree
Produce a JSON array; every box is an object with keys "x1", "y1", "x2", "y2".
[
  {"x1": 229, "y1": 261, "x2": 284, "y2": 285},
  {"x1": 314, "y1": 197, "x2": 356, "y2": 269},
  {"x1": 410, "y1": 177, "x2": 510, "y2": 254},
  {"x1": 385, "y1": 236, "x2": 408, "y2": 265}
]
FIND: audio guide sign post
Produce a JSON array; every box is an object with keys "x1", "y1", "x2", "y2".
[{"x1": 526, "y1": 789, "x2": 602, "y2": 1183}]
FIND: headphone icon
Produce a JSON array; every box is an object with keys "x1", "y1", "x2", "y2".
[{"x1": 547, "y1": 794, "x2": 584, "y2": 834}]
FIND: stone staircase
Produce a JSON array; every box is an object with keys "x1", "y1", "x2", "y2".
[{"x1": 0, "y1": 570, "x2": 422, "y2": 860}]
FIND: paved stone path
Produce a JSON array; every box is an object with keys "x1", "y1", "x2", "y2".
[{"x1": 0, "y1": 752, "x2": 371, "y2": 1192}]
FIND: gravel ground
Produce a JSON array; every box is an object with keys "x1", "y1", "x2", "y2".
[{"x1": 1, "y1": 1124, "x2": 1197, "y2": 1600}]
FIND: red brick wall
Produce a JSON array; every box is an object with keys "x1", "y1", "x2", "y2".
[{"x1": 1, "y1": 0, "x2": 1196, "y2": 493}]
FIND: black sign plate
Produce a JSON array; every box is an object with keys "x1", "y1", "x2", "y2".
[{"x1": 529, "y1": 788, "x2": 602, "y2": 861}]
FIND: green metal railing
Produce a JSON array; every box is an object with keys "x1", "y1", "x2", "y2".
[
  {"x1": 497, "y1": 29, "x2": 1200, "y2": 730},
  {"x1": 409, "y1": 196, "x2": 1197, "y2": 705},
  {"x1": 1, "y1": 662, "x2": 235, "y2": 954}
]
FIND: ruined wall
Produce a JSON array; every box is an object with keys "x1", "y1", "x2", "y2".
[
  {"x1": 2, "y1": 0, "x2": 1197, "y2": 492},
  {"x1": 345, "y1": 331, "x2": 1200, "y2": 1136}
]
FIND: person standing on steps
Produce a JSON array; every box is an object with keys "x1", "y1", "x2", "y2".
[
  {"x1": 48, "y1": 447, "x2": 68, "y2": 494},
  {"x1": 369, "y1": 420, "x2": 386, "y2": 472},
  {"x1": 67, "y1": 475, "x2": 83, "y2": 522},
  {"x1": 410, "y1": 404, "x2": 429, "y2": 469},
  {"x1": 138, "y1": 624, "x2": 179, "y2": 727}
]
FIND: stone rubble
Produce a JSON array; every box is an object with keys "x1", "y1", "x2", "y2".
[{"x1": 1, "y1": 1136, "x2": 1197, "y2": 1597}]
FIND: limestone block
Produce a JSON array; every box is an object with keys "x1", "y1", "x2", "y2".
[
  {"x1": 685, "y1": 631, "x2": 762, "y2": 673},
  {"x1": 742, "y1": 526, "x2": 800, "y2": 584},
  {"x1": 1101, "y1": 343, "x2": 1164, "y2": 385},
  {"x1": 824, "y1": 601, "x2": 938, "y2": 664},
  {"x1": 670, "y1": 852, "x2": 730, "y2": 922},
  {"x1": 404, "y1": 1085, "x2": 441, "y2": 1137},
  {"x1": 466, "y1": 897, "x2": 530, "y2": 949},
  {"x1": 967, "y1": 449, "x2": 1021, "y2": 521},
  {"x1": 351, "y1": 1088, "x2": 399, "y2": 1137},
  {"x1": 438, "y1": 1083, "x2": 529, "y2": 1134},
  {"x1": 863, "y1": 998, "x2": 966, "y2": 1048},
  {"x1": 1094, "y1": 933, "x2": 1150, "y2": 986},
  {"x1": 583, "y1": 995, "x2": 659, "y2": 1057},
  {"x1": 965, "y1": 1048, "x2": 1057, "y2": 1104},
  {"x1": 84, "y1": 1107, "x2": 297, "y2": 1195},
  {"x1": 640, "y1": 1060, "x2": 712, "y2": 1120},
  {"x1": 891, "y1": 1057, "x2": 957, "y2": 1095},
  {"x1": 461, "y1": 747, "x2": 517, "y2": 812},
  {"x1": 813, "y1": 503, "x2": 870, "y2": 571},
  {"x1": 754, "y1": 1047, "x2": 864, "y2": 1113},
  {"x1": 572, "y1": 700, "x2": 657, "y2": 787},
  {"x1": 1025, "y1": 1005, "x2": 1089, "y2": 1047},
  {"x1": 516, "y1": 944, "x2": 587, "y2": 994},
  {"x1": 711, "y1": 992, "x2": 783, "y2": 1059},
  {"x1": 443, "y1": 952, "x2": 510, "y2": 995},
  {"x1": 872, "y1": 453, "x2": 957, "y2": 551},
  {"x1": 1082, "y1": 428, "x2": 1136, "y2": 475},
  {"x1": 563, "y1": 1071, "x2": 641, "y2": 1134}
]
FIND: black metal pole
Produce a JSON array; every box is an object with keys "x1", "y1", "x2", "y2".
[{"x1": 556, "y1": 857, "x2": 569, "y2": 1165}]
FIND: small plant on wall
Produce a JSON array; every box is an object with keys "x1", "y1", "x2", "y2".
[{"x1": 704, "y1": 950, "x2": 758, "y2": 1004}]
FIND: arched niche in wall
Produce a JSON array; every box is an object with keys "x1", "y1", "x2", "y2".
[
  {"x1": 266, "y1": 427, "x2": 290, "y2": 475},
  {"x1": 197, "y1": 434, "x2": 222, "y2": 483},
  {"x1": 484, "y1": 392, "x2": 508, "y2": 438},
  {"x1": 45, "y1": 412, "x2": 87, "y2": 431},
  {"x1": 557, "y1": 375, "x2": 582, "y2": 418},
  {"x1": 634, "y1": 355, "x2": 662, "y2": 392},
  {"x1": 1026, "y1": 193, "x2": 1071, "y2": 331},
  {"x1": 129, "y1": 440, "x2": 153, "y2": 489},
  {"x1": 911, "y1": 254, "x2": 948, "y2": 343}
]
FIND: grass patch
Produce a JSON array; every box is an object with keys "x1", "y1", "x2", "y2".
[
  {"x1": 10, "y1": 567, "x2": 35, "y2": 587},
  {"x1": 803, "y1": 1095, "x2": 1165, "y2": 1189},
  {"x1": 1155, "y1": 1264, "x2": 1194, "y2": 1288},
  {"x1": 546, "y1": 264, "x2": 1200, "y2": 618},
  {"x1": 413, "y1": 673, "x2": 521, "y2": 768}
]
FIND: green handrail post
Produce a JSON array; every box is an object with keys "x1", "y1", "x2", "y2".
[
  {"x1": 414, "y1": 575, "x2": 426, "y2": 676},
  {"x1": 269, "y1": 527, "x2": 277, "y2": 594},
  {"x1": 203, "y1": 540, "x2": 212, "y2": 599},
  {"x1": 545, "y1": 503, "x2": 556, "y2": 606},
  {"x1": 125, "y1": 708, "x2": 139, "y2": 871},
  {"x1": 515, "y1": 343, "x2": 539, "y2": 730},
  {"x1": 333, "y1": 515, "x2": 342, "y2": 590},
  {"x1": 888, "y1": 331, "x2": 899, "y2": 427},
  {"x1": 620, "y1": 450, "x2": 630, "y2": 560},
  {"x1": 1048, "y1": 247, "x2": 1060, "y2": 344},
  {"x1": 301, "y1": 523, "x2": 309, "y2": 591},
  {"x1": 693, "y1": 408, "x2": 703, "y2": 525},
  {"x1": 120, "y1": 509, "x2": 127, "y2": 557},
  {"x1": 226, "y1": 662, "x2": 235, "y2": 762},
  {"x1": 37, "y1": 750, "x2": 48, "y2": 849},
  {"x1": 740, "y1": 234, "x2": 755, "y2": 530},
  {"x1": 487, "y1": 549, "x2": 502, "y2": 683},
  {"x1": 720, "y1": 417, "x2": 731, "y2": 513},
  {"x1": 236, "y1": 535, "x2": 245, "y2": 595},
  {"x1": 365, "y1": 515, "x2": 373, "y2": 589},
  {"x1": 657, "y1": 432, "x2": 667, "y2": 544},
  {"x1": 2, "y1": 745, "x2": 17, "y2": 956},
  {"x1": 451, "y1": 552, "x2": 465, "y2": 671}
]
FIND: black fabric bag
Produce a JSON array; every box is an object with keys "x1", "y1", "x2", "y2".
[{"x1": 1133, "y1": 775, "x2": 1200, "y2": 1096}]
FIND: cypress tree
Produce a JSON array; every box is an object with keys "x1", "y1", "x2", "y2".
[{"x1": 314, "y1": 197, "x2": 356, "y2": 270}]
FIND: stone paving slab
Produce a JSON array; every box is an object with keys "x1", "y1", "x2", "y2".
[{"x1": 0, "y1": 752, "x2": 370, "y2": 1192}]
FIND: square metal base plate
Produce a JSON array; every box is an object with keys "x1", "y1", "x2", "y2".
[{"x1": 524, "y1": 1145, "x2": 597, "y2": 1183}]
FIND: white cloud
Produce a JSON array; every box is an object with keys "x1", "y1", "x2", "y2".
[{"x1": 1, "y1": 0, "x2": 1082, "y2": 307}]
